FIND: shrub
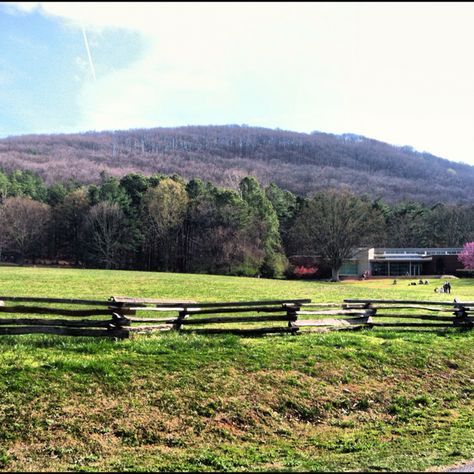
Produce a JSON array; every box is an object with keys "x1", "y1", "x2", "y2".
[{"x1": 292, "y1": 265, "x2": 319, "y2": 279}]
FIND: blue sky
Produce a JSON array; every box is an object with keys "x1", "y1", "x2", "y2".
[{"x1": 2, "y1": 2, "x2": 474, "y2": 166}]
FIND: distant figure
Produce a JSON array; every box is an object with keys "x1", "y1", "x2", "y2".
[
  {"x1": 393, "y1": 279, "x2": 397, "y2": 285},
  {"x1": 419, "y1": 279, "x2": 423, "y2": 285},
  {"x1": 424, "y1": 280, "x2": 429, "y2": 285},
  {"x1": 442, "y1": 281, "x2": 451, "y2": 294}
]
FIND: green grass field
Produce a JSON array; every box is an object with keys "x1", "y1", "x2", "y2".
[{"x1": 0, "y1": 266, "x2": 473, "y2": 472}]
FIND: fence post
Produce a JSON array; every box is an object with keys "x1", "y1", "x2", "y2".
[
  {"x1": 173, "y1": 308, "x2": 188, "y2": 331},
  {"x1": 108, "y1": 312, "x2": 130, "y2": 338},
  {"x1": 108, "y1": 300, "x2": 131, "y2": 339},
  {"x1": 364, "y1": 302, "x2": 375, "y2": 328},
  {"x1": 286, "y1": 303, "x2": 299, "y2": 334},
  {"x1": 453, "y1": 305, "x2": 472, "y2": 328}
]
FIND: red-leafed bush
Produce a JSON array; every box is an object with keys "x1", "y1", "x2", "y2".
[{"x1": 293, "y1": 265, "x2": 319, "y2": 278}]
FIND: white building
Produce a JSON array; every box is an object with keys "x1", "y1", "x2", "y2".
[{"x1": 339, "y1": 247, "x2": 462, "y2": 277}]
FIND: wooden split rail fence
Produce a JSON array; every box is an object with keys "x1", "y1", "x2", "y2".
[
  {"x1": 340, "y1": 299, "x2": 474, "y2": 329},
  {"x1": 0, "y1": 296, "x2": 311, "y2": 338},
  {"x1": 0, "y1": 296, "x2": 129, "y2": 338},
  {"x1": 0, "y1": 296, "x2": 472, "y2": 338},
  {"x1": 295, "y1": 299, "x2": 474, "y2": 331}
]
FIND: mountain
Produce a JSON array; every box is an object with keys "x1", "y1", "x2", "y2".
[{"x1": 0, "y1": 124, "x2": 473, "y2": 203}]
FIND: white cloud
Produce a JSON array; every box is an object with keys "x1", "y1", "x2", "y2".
[{"x1": 5, "y1": 1, "x2": 474, "y2": 165}]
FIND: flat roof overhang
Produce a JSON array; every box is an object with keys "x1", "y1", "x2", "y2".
[{"x1": 371, "y1": 257, "x2": 432, "y2": 262}]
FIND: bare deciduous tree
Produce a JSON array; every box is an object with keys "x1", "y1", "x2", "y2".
[
  {"x1": 0, "y1": 196, "x2": 51, "y2": 262},
  {"x1": 291, "y1": 190, "x2": 385, "y2": 281},
  {"x1": 85, "y1": 201, "x2": 129, "y2": 269}
]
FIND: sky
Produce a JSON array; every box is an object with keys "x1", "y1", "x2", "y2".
[{"x1": 1, "y1": 2, "x2": 474, "y2": 166}]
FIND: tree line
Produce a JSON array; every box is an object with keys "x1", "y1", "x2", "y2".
[{"x1": 0, "y1": 169, "x2": 473, "y2": 279}]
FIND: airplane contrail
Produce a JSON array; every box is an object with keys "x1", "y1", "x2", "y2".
[{"x1": 81, "y1": 23, "x2": 96, "y2": 81}]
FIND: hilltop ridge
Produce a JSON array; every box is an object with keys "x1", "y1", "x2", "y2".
[{"x1": 1, "y1": 125, "x2": 473, "y2": 203}]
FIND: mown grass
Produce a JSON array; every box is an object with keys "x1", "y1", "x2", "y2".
[
  {"x1": 0, "y1": 266, "x2": 473, "y2": 471},
  {"x1": 1, "y1": 265, "x2": 472, "y2": 302}
]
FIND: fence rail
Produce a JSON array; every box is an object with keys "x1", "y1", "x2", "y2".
[
  {"x1": 0, "y1": 296, "x2": 471, "y2": 338},
  {"x1": 340, "y1": 299, "x2": 474, "y2": 330}
]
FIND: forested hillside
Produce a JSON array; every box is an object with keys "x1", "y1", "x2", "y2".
[{"x1": 1, "y1": 125, "x2": 473, "y2": 203}]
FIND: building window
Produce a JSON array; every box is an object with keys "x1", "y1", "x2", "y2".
[
  {"x1": 390, "y1": 263, "x2": 409, "y2": 276},
  {"x1": 370, "y1": 262, "x2": 422, "y2": 276},
  {"x1": 340, "y1": 261, "x2": 358, "y2": 276},
  {"x1": 371, "y1": 262, "x2": 388, "y2": 276}
]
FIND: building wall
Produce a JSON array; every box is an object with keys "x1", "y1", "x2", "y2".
[
  {"x1": 339, "y1": 248, "x2": 370, "y2": 277},
  {"x1": 357, "y1": 248, "x2": 370, "y2": 275},
  {"x1": 423, "y1": 255, "x2": 460, "y2": 275},
  {"x1": 369, "y1": 255, "x2": 460, "y2": 276},
  {"x1": 290, "y1": 249, "x2": 461, "y2": 279}
]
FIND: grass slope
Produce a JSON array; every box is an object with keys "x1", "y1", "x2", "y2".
[{"x1": 0, "y1": 267, "x2": 473, "y2": 472}]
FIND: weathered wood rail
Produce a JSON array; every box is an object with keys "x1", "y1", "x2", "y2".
[
  {"x1": 0, "y1": 295, "x2": 129, "y2": 337},
  {"x1": 112, "y1": 296, "x2": 311, "y2": 336},
  {"x1": 0, "y1": 296, "x2": 312, "y2": 338},
  {"x1": 0, "y1": 296, "x2": 471, "y2": 338},
  {"x1": 291, "y1": 299, "x2": 473, "y2": 331},
  {"x1": 340, "y1": 299, "x2": 474, "y2": 329}
]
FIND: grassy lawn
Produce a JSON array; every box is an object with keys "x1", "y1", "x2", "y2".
[{"x1": 0, "y1": 266, "x2": 473, "y2": 471}]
